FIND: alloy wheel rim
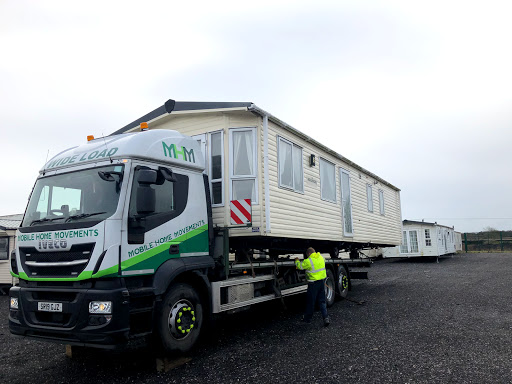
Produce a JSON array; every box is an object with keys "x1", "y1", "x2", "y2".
[
  {"x1": 168, "y1": 299, "x2": 196, "y2": 339},
  {"x1": 325, "y1": 278, "x2": 335, "y2": 302},
  {"x1": 339, "y1": 273, "x2": 348, "y2": 292}
]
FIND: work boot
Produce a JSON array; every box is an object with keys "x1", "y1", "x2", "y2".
[{"x1": 323, "y1": 317, "x2": 330, "y2": 327}]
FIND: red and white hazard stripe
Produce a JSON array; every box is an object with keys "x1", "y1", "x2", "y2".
[{"x1": 230, "y1": 199, "x2": 252, "y2": 225}]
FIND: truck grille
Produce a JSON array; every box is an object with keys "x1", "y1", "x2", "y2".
[
  {"x1": 19, "y1": 243, "x2": 95, "y2": 278},
  {"x1": 34, "y1": 311, "x2": 73, "y2": 326}
]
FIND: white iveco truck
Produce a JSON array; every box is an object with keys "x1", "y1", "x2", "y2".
[{"x1": 9, "y1": 128, "x2": 371, "y2": 352}]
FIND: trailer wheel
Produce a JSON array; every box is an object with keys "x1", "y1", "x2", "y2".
[
  {"x1": 157, "y1": 283, "x2": 203, "y2": 353},
  {"x1": 336, "y1": 265, "x2": 349, "y2": 299},
  {"x1": 324, "y1": 269, "x2": 336, "y2": 307},
  {"x1": 330, "y1": 247, "x2": 340, "y2": 259}
]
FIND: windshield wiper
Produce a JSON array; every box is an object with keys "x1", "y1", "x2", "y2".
[
  {"x1": 30, "y1": 217, "x2": 66, "y2": 226},
  {"x1": 65, "y1": 212, "x2": 107, "y2": 222}
]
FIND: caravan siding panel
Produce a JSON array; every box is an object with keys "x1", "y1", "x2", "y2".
[
  {"x1": 265, "y1": 121, "x2": 401, "y2": 245},
  {"x1": 350, "y1": 181, "x2": 401, "y2": 244},
  {"x1": 227, "y1": 112, "x2": 260, "y2": 130},
  {"x1": 436, "y1": 226, "x2": 456, "y2": 256},
  {"x1": 265, "y1": 121, "x2": 342, "y2": 241},
  {"x1": 421, "y1": 226, "x2": 439, "y2": 257},
  {"x1": 152, "y1": 113, "x2": 227, "y2": 137},
  {"x1": 0, "y1": 260, "x2": 9, "y2": 284},
  {"x1": 339, "y1": 165, "x2": 402, "y2": 245},
  {"x1": 212, "y1": 207, "x2": 224, "y2": 225}
]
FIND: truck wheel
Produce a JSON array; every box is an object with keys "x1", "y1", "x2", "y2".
[
  {"x1": 336, "y1": 265, "x2": 349, "y2": 299},
  {"x1": 324, "y1": 269, "x2": 336, "y2": 307},
  {"x1": 158, "y1": 283, "x2": 203, "y2": 353}
]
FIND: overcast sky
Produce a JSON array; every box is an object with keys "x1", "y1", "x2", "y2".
[{"x1": 1, "y1": 0, "x2": 511, "y2": 233}]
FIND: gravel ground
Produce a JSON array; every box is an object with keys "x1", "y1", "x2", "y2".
[{"x1": 2, "y1": 253, "x2": 512, "y2": 384}]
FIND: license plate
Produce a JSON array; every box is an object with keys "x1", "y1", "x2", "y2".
[{"x1": 38, "y1": 302, "x2": 63, "y2": 312}]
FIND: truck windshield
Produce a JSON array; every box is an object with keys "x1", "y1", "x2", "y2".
[{"x1": 21, "y1": 165, "x2": 125, "y2": 227}]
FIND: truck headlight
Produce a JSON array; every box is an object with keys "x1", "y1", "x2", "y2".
[
  {"x1": 10, "y1": 297, "x2": 19, "y2": 310},
  {"x1": 89, "y1": 301, "x2": 112, "y2": 314}
]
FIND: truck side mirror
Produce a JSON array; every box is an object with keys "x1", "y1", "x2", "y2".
[
  {"x1": 158, "y1": 167, "x2": 178, "y2": 183},
  {"x1": 137, "y1": 169, "x2": 158, "y2": 184},
  {"x1": 98, "y1": 171, "x2": 115, "y2": 182}
]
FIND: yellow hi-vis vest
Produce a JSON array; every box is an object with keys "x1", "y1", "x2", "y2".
[{"x1": 295, "y1": 252, "x2": 327, "y2": 282}]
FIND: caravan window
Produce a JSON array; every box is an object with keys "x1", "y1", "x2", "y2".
[
  {"x1": 320, "y1": 158, "x2": 336, "y2": 203},
  {"x1": 230, "y1": 128, "x2": 258, "y2": 203},
  {"x1": 278, "y1": 137, "x2": 303, "y2": 193},
  {"x1": 400, "y1": 230, "x2": 419, "y2": 253},
  {"x1": 379, "y1": 190, "x2": 385, "y2": 215},
  {"x1": 367, "y1": 184, "x2": 374, "y2": 212},
  {"x1": 409, "y1": 231, "x2": 419, "y2": 252},
  {"x1": 0, "y1": 237, "x2": 8, "y2": 260},
  {"x1": 209, "y1": 131, "x2": 224, "y2": 206},
  {"x1": 425, "y1": 229, "x2": 432, "y2": 246},
  {"x1": 400, "y1": 231, "x2": 408, "y2": 253}
]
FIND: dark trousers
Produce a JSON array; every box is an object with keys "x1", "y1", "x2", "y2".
[{"x1": 304, "y1": 279, "x2": 328, "y2": 321}]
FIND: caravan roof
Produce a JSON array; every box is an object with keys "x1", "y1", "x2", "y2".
[{"x1": 111, "y1": 99, "x2": 400, "y2": 191}]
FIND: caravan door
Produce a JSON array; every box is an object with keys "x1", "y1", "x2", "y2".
[{"x1": 340, "y1": 169, "x2": 353, "y2": 237}]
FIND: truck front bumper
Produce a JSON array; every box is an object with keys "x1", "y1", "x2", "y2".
[{"x1": 9, "y1": 282, "x2": 131, "y2": 349}]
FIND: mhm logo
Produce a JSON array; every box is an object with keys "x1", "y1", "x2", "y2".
[
  {"x1": 39, "y1": 239, "x2": 68, "y2": 250},
  {"x1": 162, "y1": 142, "x2": 195, "y2": 163}
]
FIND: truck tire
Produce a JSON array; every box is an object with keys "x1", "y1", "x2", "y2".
[
  {"x1": 335, "y1": 265, "x2": 349, "y2": 299},
  {"x1": 157, "y1": 283, "x2": 203, "y2": 353},
  {"x1": 324, "y1": 269, "x2": 336, "y2": 308}
]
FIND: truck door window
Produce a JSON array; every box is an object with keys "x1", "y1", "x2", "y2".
[
  {"x1": 128, "y1": 168, "x2": 189, "y2": 240},
  {"x1": 155, "y1": 181, "x2": 175, "y2": 212}
]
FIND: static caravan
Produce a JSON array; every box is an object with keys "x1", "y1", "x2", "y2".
[
  {"x1": 111, "y1": 100, "x2": 402, "y2": 256},
  {"x1": 0, "y1": 214, "x2": 22, "y2": 292},
  {"x1": 382, "y1": 220, "x2": 457, "y2": 260}
]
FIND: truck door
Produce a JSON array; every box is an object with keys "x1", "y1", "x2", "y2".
[{"x1": 120, "y1": 163, "x2": 196, "y2": 276}]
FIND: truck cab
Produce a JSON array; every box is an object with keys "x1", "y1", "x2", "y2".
[{"x1": 9, "y1": 129, "x2": 212, "y2": 350}]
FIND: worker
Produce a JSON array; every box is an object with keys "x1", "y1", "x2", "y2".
[{"x1": 295, "y1": 247, "x2": 330, "y2": 326}]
